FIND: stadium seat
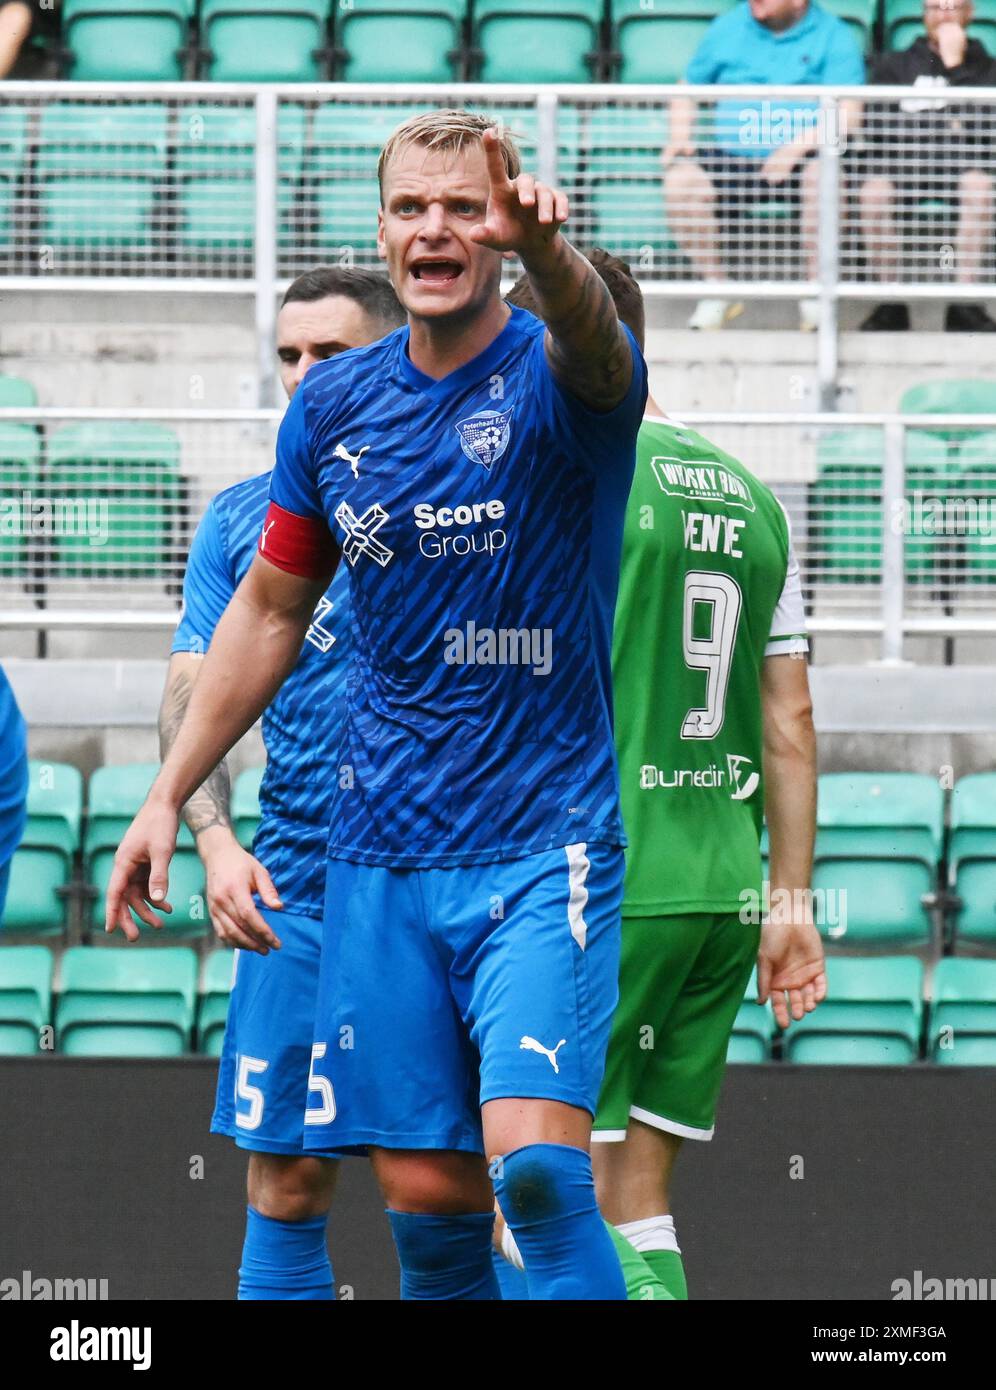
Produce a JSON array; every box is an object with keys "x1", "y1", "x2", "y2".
[
  {"x1": 612, "y1": 0, "x2": 736, "y2": 85},
  {"x1": 948, "y1": 773, "x2": 996, "y2": 944},
  {"x1": 810, "y1": 428, "x2": 948, "y2": 583},
  {"x1": 929, "y1": 958, "x2": 996, "y2": 1065},
  {"x1": 197, "y1": 948, "x2": 235, "y2": 1055},
  {"x1": 811, "y1": 773, "x2": 943, "y2": 946},
  {"x1": 3, "y1": 761, "x2": 83, "y2": 936},
  {"x1": 63, "y1": 0, "x2": 193, "y2": 81},
  {"x1": 899, "y1": 379, "x2": 996, "y2": 442},
  {"x1": 0, "y1": 106, "x2": 28, "y2": 254},
  {"x1": 784, "y1": 956, "x2": 923, "y2": 1064},
  {"x1": 0, "y1": 374, "x2": 36, "y2": 408},
  {"x1": 0, "y1": 945, "x2": 54, "y2": 1055},
  {"x1": 0, "y1": 423, "x2": 42, "y2": 579},
  {"x1": 473, "y1": 1, "x2": 603, "y2": 83},
  {"x1": 586, "y1": 105, "x2": 674, "y2": 262},
  {"x1": 463, "y1": 103, "x2": 583, "y2": 183},
  {"x1": 35, "y1": 104, "x2": 168, "y2": 257},
  {"x1": 175, "y1": 105, "x2": 305, "y2": 259},
  {"x1": 335, "y1": 1, "x2": 466, "y2": 82},
  {"x1": 819, "y1": 0, "x2": 877, "y2": 50},
  {"x1": 45, "y1": 422, "x2": 180, "y2": 580},
  {"x1": 232, "y1": 766, "x2": 264, "y2": 850},
  {"x1": 201, "y1": 0, "x2": 332, "y2": 82},
  {"x1": 56, "y1": 945, "x2": 198, "y2": 1056},
  {"x1": 84, "y1": 765, "x2": 208, "y2": 937},
  {"x1": 885, "y1": 0, "x2": 996, "y2": 54},
  {"x1": 728, "y1": 968, "x2": 772, "y2": 1063}
]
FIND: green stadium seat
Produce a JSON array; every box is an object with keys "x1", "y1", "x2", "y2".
[
  {"x1": 810, "y1": 429, "x2": 948, "y2": 583},
  {"x1": 819, "y1": 0, "x2": 877, "y2": 50},
  {"x1": 175, "y1": 105, "x2": 305, "y2": 257},
  {"x1": 232, "y1": 766, "x2": 264, "y2": 850},
  {"x1": 899, "y1": 379, "x2": 996, "y2": 442},
  {"x1": 56, "y1": 945, "x2": 197, "y2": 1056},
  {"x1": 474, "y1": 1, "x2": 603, "y2": 83},
  {"x1": 0, "y1": 423, "x2": 42, "y2": 579},
  {"x1": 0, "y1": 945, "x2": 54, "y2": 1055},
  {"x1": 613, "y1": 0, "x2": 736, "y2": 85},
  {"x1": 46, "y1": 422, "x2": 180, "y2": 580},
  {"x1": 949, "y1": 773, "x2": 996, "y2": 944},
  {"x1": 728, "y1": 968, "x2": 772, "y2": 1062},
  {"x1": 0, "y1": 374, "x2": 36, "y2": 408},
  {"x1": 197, "y1": 948, "x2": 235, "y2": 1055},
  {"x1": 0, "y1": 107, "x2": 28, "y2": 252},
  {"x1": 335, "y1": 1, "x2": 465, "y2": 82},
  {"x1": 885, "y1": 0, "x2": 996, "y2": 54},
  {"x1": 314, "y1": 177, "x2": 382, "y2": 258},
  {"x1": 589, "y1": 179, "x2": 674, "y2": 266},
  {"x1": 63, "y1": 0, "x2": 193, "y2": 81},
  {"x1": 2, "y1": 762, "x2": 83, "y2": 936},
  {"x1": 811, "y1": 773, "x2": 943, "y2": 946},
  {"x1": 929, "y1": 957, "x2": 996, "y2": 1065},
  {"x1": 202, "y1": 0, "x2": 331, "y2": 82},
  {"x1": 84, "y1": 764, "x2": 208, "y2": 938},
  {"x1": 35, "y1": 104, "x2": 168, "y2": 255},
  {"x1": 784, "y1": 955, "x2": 923, "y2": 1064}
]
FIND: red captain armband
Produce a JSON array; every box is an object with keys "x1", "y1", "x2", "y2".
[{"x1": 257, "y1": 500, "x2": 338, "y2": 579}]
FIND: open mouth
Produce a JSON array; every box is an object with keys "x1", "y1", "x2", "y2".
[{"x1": 411, "y1": 260, "x2": 463, "y2": 284}]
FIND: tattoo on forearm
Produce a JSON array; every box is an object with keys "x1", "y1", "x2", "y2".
[
  {"x1": 158, "y1": 665, "x2": 233, "y2": 838},
  {"x1": 525, "y1": 238, "x2": 632, "y2": 410}
]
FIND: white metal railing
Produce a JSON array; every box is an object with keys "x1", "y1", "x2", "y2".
[
  {"x1": 2, "y1": 408, "x2": 995, "y2": 663},
  {"x1": 3, "y1": 83, "x2": 996, "y2": 405}
]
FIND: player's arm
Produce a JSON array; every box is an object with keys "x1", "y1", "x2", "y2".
[
  {"x1": 106, "y1": 550, "x2": 336, "y2": 942},
  {"x1": 758, "y1": 652, "x2": 825, "y2": 1029},
  {"x1": 0, "y1": 2, "x2": 32, "y2": 79},
  {"x1": 470, "y1": 128, "x2": 633, "y2": 412}
]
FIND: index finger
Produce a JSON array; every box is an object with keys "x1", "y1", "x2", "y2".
[{"x1": 483, "y1": 127, "x2": 513, "y2": 192}]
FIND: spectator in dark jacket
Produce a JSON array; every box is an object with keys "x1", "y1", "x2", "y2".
[{"x1": 858, "y1": 0, "x2": 996, "y2": 331}]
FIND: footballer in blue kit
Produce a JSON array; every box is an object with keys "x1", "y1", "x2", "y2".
[
  {"x1": 158, "y1": 267, "x2": 405, "y2": 1300},
  {"x1": 109, "y1": 109, "x2": 647, "y2": 1300}
]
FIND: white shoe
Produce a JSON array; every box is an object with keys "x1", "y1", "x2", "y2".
[
  {"x1": 687, "y1": 297, "x2": 744, "y2": 330},
  {"x1": 799, "y1": 298, "x2": 821, "y2": 332}
]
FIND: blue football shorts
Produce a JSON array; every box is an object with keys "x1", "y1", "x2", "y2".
[
  {"x1": 212, "y1": 906, "x2": 342, "y2": 1157},
  {"x1": 302, "y1": 842, "x2": 624, "y2": 1154}
]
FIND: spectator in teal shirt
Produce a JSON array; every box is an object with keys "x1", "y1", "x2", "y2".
[
  {"x1": 0, "y1": 664, "x2": 28, "y2": 926},
  {"x1": 664, "y1": 0, "x2": 865, "y2": 330}
]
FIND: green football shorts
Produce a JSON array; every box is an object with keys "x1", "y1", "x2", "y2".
[{"x1": 593, "y1": 911, "x2": 760, "y2": 1142}]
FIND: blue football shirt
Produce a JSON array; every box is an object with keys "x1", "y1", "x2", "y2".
[
  {"x1": 0, "y1": 663, "x2": 28, "y2": 871},
  {"x1": 265, "y1": 306, "x2": 648, "y2": 868},
  {"x1": 173, "y1": 471, "x2": 351, "y2": 918},
  {"x1": 686, "y1": 2, "x2": 865, "y2": 157}
]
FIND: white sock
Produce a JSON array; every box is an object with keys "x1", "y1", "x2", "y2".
[
  {"x1": 616, "y1": 1214, "x2": 681, "y2": 1255},
  {"x1": 500, "y1": 1223, "x2": 525, "y2": 1271}
]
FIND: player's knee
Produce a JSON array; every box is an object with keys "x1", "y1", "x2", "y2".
[
  {"x1": 372, "y1": 1149, "x2": 492, "y2": 1215},
  {"x1": 247, "y1": 1154, "x2": 337, "y2": 1222},
  {"x1": 494, "y1": 1143, "x2": 592, "y2": 1227}
]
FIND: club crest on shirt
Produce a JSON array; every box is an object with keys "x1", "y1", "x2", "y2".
[{"x1": 455, "y1": 407, "x2": 513, "y2": 471}]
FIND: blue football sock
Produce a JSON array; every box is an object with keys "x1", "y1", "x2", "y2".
[
  {"x1": 237, "y1": 1206, "x2": 334, "y2": 1301},
  {"x1": 491, "y1": 1247, "x2": 530, "y2": 1300},
  {"x1": 387, "y1": 1210, "x2": 500, "y2": 1300},
  {"x1": 493, "y1": 1143, "x2": 627, "y2": 1301}
]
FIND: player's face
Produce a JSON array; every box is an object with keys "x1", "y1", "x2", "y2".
[
  {"x1": 276, "y1": 294, "x2": 379, "y2": 399},
  {"x1": 377, "y1": 141, "x2": 503, "y2": 325}
]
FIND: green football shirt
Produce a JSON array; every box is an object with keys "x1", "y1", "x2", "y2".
[{"x1": 613, "y1": 417, "x2": 808, "y2": 916}]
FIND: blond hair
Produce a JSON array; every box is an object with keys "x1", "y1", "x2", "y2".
[{"x1": 377, "y1": 108, "x2": 522, "y2": 202}]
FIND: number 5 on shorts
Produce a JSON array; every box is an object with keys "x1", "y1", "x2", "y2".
[{"x1": 305, "y1": 1042, "x2": 336, "y2": 1125}]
